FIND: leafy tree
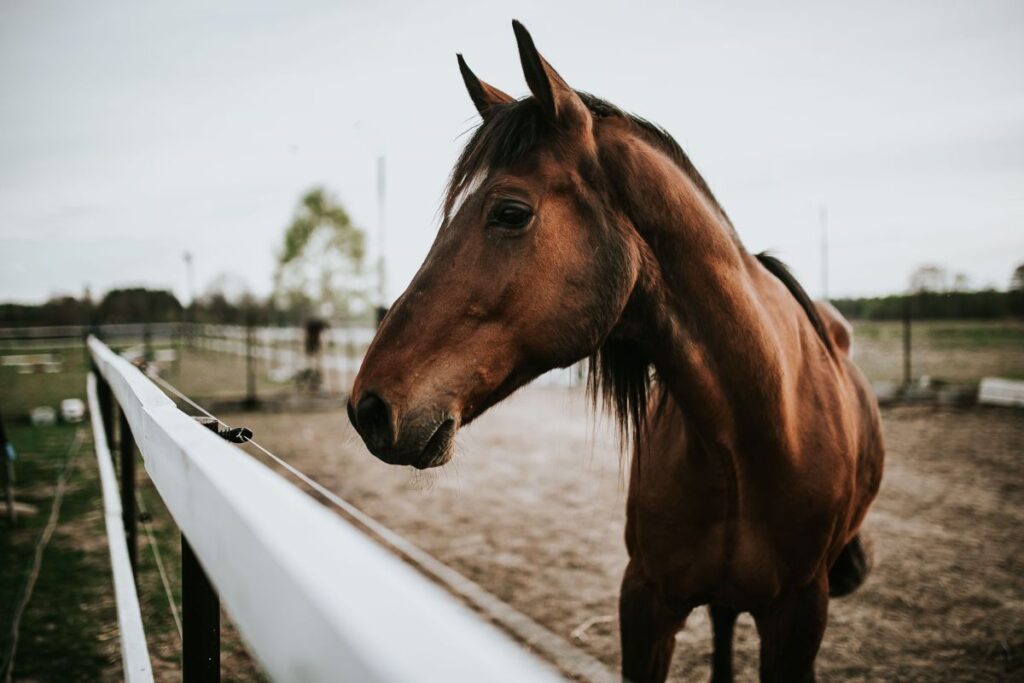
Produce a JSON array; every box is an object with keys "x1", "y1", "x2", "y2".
[
  {"x1": 0, "y1": 296, "x2": 91, "y2": 326},
  {"x1": 1010, "y1": 263, "x2": 1024, "y2": 316},
  {"x1": 97, "y1": 288, "x2": 182, "y2": 323},
  {"x1": 1011, "y1": 263, "x2": 1024, "y2": 292},
  {"x1": 273, "y1": 187, "x2": 370, "y2": 320}
]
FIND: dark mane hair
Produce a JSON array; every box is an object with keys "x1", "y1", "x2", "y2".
[
  {"x1": 446, "y1": 93, "x2": 833, "y2": 444},
  {"x1": 755, "y1": 252, "x2": 835, "y2": 355}
]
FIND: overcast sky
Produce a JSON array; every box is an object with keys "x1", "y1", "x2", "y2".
[{"x1": 2, "y1": 0, "x2": 1022, "y2": 305}]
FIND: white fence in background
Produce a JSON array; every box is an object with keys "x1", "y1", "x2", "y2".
[
  {"x1": 190, "y1": 323, "x2": 586, "y2": 389},
  {"x1": 192, "y1": 323, "x2": 371, "y2": 377},
  {"x1": 88, "y1": 336, "x2": 561, "y2": 682},
  {"x1": 0, "y1": 321, "x2": 585, "y2": 391},
  {"x1": 0, "y1": 323, "x2": 180, "y2": 350}
]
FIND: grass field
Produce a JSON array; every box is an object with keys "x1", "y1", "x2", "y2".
[
  {"x1": 1, "y1": 347, "x2": 90, "y2": 418},
  {"x1": 851, "y1": 319, "x2": 1024, "y2": 383}
]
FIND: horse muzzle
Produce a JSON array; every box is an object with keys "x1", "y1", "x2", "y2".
[{"x1": 347, "y1": 391, "x2": 458, "y2": 469}]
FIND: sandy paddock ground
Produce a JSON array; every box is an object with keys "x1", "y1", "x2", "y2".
[{"x1": 221, "y1": 387, "x2": 1023, "y2": 681}]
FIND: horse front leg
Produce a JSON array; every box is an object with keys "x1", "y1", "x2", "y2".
[
  {"x1": 709, "y1": 605, "x2": 739, "y2": 683},
  {"x1": 753, "y1": 573, "x2": 829, "y2": 682},
  {"x1": 619, "y1": 563, "x2": 688, "y2": 683}
]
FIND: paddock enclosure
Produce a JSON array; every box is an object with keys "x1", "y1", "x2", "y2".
[
  {"x1": 2, "y1": 323, "x2": 1022, "y2": 681},
  {"x1": 221, "y1": 390, "x2": 1023, "y2": 681}
]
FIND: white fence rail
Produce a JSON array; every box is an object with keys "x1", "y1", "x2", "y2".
[
  {"x1": 88, "y1": 336, "x2": 560, "y2": 682},
  {"x1": 87, "y1": 373, "x2": 154, "y2": 683}
]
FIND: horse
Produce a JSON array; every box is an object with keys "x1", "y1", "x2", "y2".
[{"x1": 348, "y1": 21, "x2": 884, "y2": 682}]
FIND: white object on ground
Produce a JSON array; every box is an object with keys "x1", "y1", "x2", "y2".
[
  {"x1": 60, "y1": 398, "x2": 85, "y2": 423},
  {"x1": 30, "y1": 406, "x2": 57, "y2": 426},
  {"x1": 978, "y1": 377, "x2": 1024, "y2": 408}
]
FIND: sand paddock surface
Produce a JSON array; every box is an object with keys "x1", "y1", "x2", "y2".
[{"x1": 215, "y1": 386, "x2": 1023, "y2": 681}]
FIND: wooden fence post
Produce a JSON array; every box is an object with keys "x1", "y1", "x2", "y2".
[
  {"x1": 902, "y1": 295, "x2": 913, "y2": 388},
  {"x1": 119, "y1": 409, "x2": 137, "y2": 574},
  {"x1": 244, "y1": 314, "x2": 258, "y2": 410},
  {"x1": 182, "y1": 536, "x2": 220, "y2": 682},
  {"x1": 1, "y1": 409, "x2": 15, "y2": 526},
  {"x1": 144, "y1": 322, "x2": 153, "y2": 363},
  {"x1": 182, "y1": 419, "x2": 221, "y2": 682},
  {"x1": 95, "y1": 367, "x2": 115, "y2": 455}
]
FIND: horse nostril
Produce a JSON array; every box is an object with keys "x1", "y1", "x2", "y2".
[{"x1": 354, "y1": 392, "x2": 393, "y2": 448}]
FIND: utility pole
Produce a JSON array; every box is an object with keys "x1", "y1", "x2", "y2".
[
  {"x1": 376, "y1": 155, "x2": 388, "y2": 326},
  {"x1": 820, "y1": 205, "x2": 829, "y2": 301},
  {"x1": 183, "y1": 251, "x2": 195, "y2": 348},
  {"x1": 183, "y1": 251, "x2": 195, "y2": 308}
]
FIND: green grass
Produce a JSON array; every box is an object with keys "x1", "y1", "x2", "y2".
[
  {"x1": 0, "y1": 424, "x2": 118, "y2": 681},
  {"x1": 0, "y1": 347, "x2": 89, "y2": 418},
  {"x1": 852, "y1": 319, "x2": 1024, "y2": 347}
]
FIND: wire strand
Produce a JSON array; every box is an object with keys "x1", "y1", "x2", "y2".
[
  {"x1": 149, "y1": 373, "x2": 217, "y2": 421},
  {"x1": 134, "y1": 489, "x2": 183, "y2": 641},
  {"x1": 148, "y1": 370, "x2": 616, "y2": 683}
]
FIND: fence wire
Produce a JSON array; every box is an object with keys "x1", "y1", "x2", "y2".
[{"x1": 146, "y1": 371, "x2": 617, "y2": 683}]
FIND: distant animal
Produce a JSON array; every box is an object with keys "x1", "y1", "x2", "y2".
[{"x1": 349, "y1": 21, "x2": 884, "y2": 682}]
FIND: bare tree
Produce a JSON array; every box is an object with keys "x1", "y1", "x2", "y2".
[{"x1": 908, "y1": 263, "x2": 949, "y2": 294}]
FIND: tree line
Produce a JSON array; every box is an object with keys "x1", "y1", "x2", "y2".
[
  {"x1": 2, "y1": 284, "x2": 1021, "y2": 328},
  {"x1": 0, "y1": 288, "x2": 275, "y2": 328},
  {"x1": 832, "y1": 289, "x2": 1024, "y2": 320}
]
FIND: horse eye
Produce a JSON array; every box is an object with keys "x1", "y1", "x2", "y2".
[{"x1": 488, "y1": 202, "x2": 533, "y2": 230}]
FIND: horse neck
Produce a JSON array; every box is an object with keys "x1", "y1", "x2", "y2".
[{"x1": 602, "y1": 132, "x2": 796, "y2": 450}]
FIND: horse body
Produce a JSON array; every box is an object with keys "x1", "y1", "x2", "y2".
[
  {"x1": 621, "y1": 299, "x2": 883, "y2": 680},
  {"x1": 348, "y1": 21, "x2": 884, "y2": 682},
  {"x1": 606, "y1": 130, "x2": 885, "y2": 676}
]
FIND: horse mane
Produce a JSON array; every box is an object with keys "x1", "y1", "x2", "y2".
[
  {"x1": 754, "y1": 252, "x2": 835, "y2": 355},
  {"x1": 446, "y1": 93, "x2": 830, "y2": 445},
  {"x1": 445, "y1": 92, "x2": 732, "y2": 228}
]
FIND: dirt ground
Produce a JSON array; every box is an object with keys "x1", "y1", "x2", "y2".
[{"x1": 211, "y1": 387, "x2": 1024, "y2": 682}]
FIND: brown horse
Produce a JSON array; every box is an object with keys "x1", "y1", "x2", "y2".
[{"x1": 349, "y1": 21, "x2": 884, "y2": 683}]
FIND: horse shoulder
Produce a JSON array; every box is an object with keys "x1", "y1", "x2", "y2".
[{"x1": 814, "y1": 299, "x2": 853, "y2": 357}]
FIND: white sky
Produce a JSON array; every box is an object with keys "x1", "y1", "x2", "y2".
[{"x1": 2, "y1": 0, "x2": 1022, "y2": 305}]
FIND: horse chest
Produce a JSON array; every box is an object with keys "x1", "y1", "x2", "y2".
[{"x1": 626, "y1": 451, "x2": 842, "y2": 607}]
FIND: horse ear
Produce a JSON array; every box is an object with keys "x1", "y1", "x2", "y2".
[
  {"x1": 457, "y1": 54, "x2": 513, "y2": 119},
  {"x1": 512, "y1": 20, "x2": 590, "y2": 128}
]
